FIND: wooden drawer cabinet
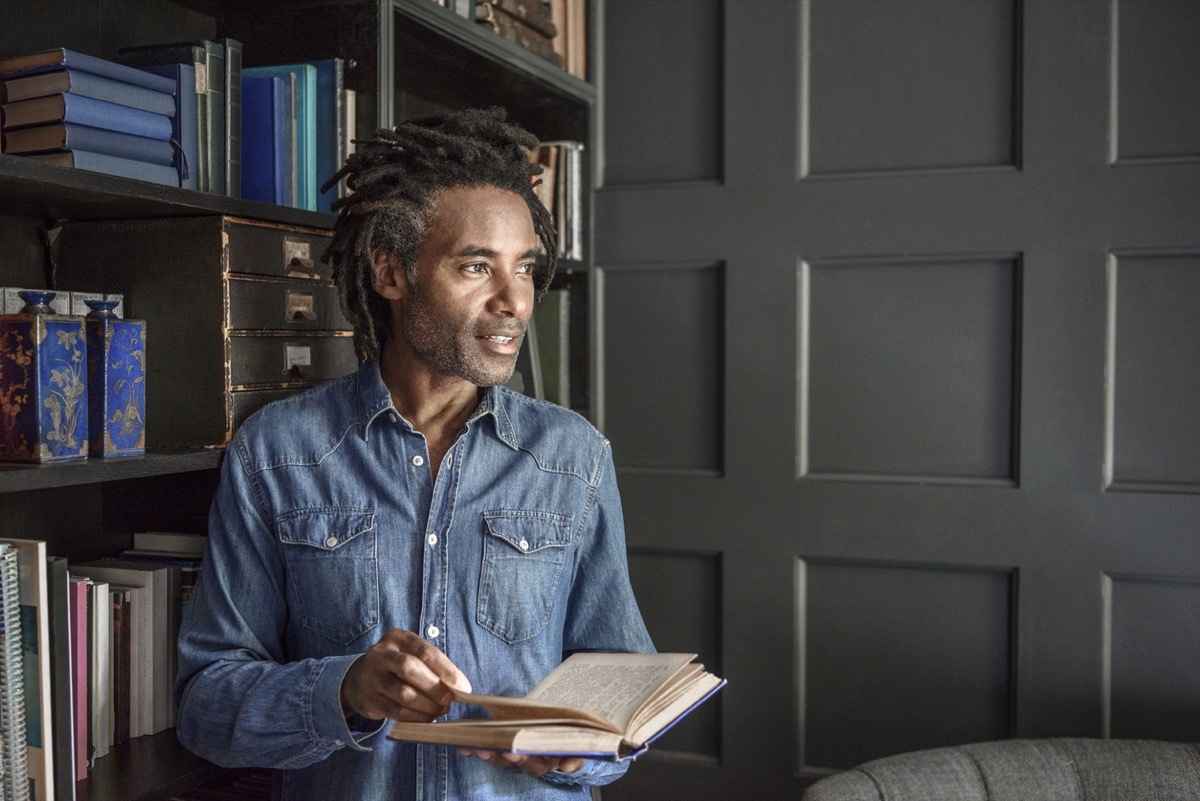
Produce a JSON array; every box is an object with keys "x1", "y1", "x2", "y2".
[{"x1": 54, "y1": 216, "x2": 357, "y2": 448}]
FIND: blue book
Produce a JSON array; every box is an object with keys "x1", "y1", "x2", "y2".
[
  {"x1": 30, "y1": 150, "x2": 178, "y2": 187},
  {"x1": 140, "y1": 63, "x2": 199, "y2": 190},
  {"x1": 310, "y1": 58, "x2": 344, "y2": 213},
  {"x1": 243, "y1": 63, "x2": 317, "y2": 211},
  {"x1": 0, "y1": 48, "x2": 176, "y2": 94},
  {"x1": 2, "y1": 68, "x2": 175, "y2": 116},
  {"x1": 2, "y1": 93, "x2": 172, "y2": 140},
  {"x1": 242, "y1": 75, "x2": 289, "y2": 205},
  {"x1": 2, "y1": 122, "x2": 174, "y2": 165}
]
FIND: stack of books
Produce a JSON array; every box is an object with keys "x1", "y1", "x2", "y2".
[
  {"x1": 0, "y1": 48, "x2": 181, "y2": 187},
  {"x1": 242, "y1": 58, "x2": 353, "y2": 212},
  {"x1": 475, "y1": 0, "x2": 563, "y2": 69},
  {"x1": 0, "y1": 533, "x2": 206, "y2": 800},
  {"x1": 531, "y1": 139, "x2": 584, "y2": 261}
]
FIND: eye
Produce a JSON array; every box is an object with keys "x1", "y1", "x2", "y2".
[
  {"x1": 464, "y1": 262, "x2": 489, "y2": 274},
  {"x1": 516, "y1": 262, "x2": 536, "y2": 275}
]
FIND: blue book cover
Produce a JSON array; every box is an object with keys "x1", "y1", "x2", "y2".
[
  {"x1": 2, "y1": 93, "x2": 172, "y2": 140},
  {"x1": 2, "y1": 122, "x2": 174, "y2": 165},
  {"x1": 0, "y1": 48, "x2": 176, "y2": 94},
  {"x1": 140, "y1": 63, "x2": 199, "y2": 190},
  {"x1": 2, "y1": 68, "x2": 175, "y2": 116},
  {"x1": 244, "y1": 63, "x2": 317, "y2": 211},
  {"x1": 242, "y1": 75, "x2": 288, "y2": 205},
  {"x1": 30, "y1": 149, "x2": 178, "y2": 187},
  {"x1": 310, "y1": 58, "x2": 344, "y2": 214}
]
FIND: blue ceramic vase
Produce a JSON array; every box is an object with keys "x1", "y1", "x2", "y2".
[
  {"x1": 85, "y1": 299, "x2": 146, "y2": 457},
  {"x1": 0, "y1": 290, "x2": 89, "y2": 462}
]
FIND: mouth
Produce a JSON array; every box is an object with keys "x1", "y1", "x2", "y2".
[{"x1": 477, "y1": 330, "x2": 525, "y2": 354}]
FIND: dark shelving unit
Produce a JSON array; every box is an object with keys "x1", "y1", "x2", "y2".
[{"x1": 0, "y1": 1, "x2": 596, "y2": 797}]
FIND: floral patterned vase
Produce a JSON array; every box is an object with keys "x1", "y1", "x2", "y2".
[
  {"x1": 0, "y1": 290, "x2": 89, "y2": 462},
  {"x1": 85, "y1": 299, "x2": 146, "y2": 457}
]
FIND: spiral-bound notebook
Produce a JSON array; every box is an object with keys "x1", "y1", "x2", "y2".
[{"x1": 0, "y1": 542, "x2": 30, "y2": 800}]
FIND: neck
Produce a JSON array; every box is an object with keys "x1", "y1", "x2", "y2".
[{"x1": 378, "y1": 341, "x2": 482, "y2": 470}]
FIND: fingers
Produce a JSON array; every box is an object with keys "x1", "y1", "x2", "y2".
[
  {"x1": 341, "y1": 629, "x2": 472, "y2": 722},
  {"x1": 457, "y1": 749, "x2": 586, "y2": 778}
]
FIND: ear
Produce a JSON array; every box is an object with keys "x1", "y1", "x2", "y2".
[{"x1": 372, "y1": 250, "x2": 408, "y2": 301}]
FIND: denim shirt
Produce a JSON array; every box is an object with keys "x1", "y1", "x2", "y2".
[{"x1": 175, "y1": 360, "x2": 654, "y2": 801}]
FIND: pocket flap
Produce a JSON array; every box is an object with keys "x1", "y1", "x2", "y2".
[
  {"x1": 482, "y1": 511, "x2": 572, "y2": 554},
  {"x1": 277, "y1": 508, "x2": 376, "y2": 551}
]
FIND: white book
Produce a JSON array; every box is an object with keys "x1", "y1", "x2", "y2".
[
  {"x1": 87, "y1": 580, "x2": 111, "y2": 762},
  {"x1": 71, "y1": 562, "x2": 162, "y2": 737}
]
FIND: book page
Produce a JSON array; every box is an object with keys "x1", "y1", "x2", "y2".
[{"x1": 526, "y1": 652, "x2": 696, "y2": 733}]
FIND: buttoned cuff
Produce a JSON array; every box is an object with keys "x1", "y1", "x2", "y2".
[{"x1": 312, "y1": 653, "x2": 386, "y2": 752}]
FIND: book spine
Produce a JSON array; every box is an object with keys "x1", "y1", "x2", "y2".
[
  {"x1": 63, "y1": 70, "x2": 176, "y2": 116},
  {"x1": 141, "y1": 63, "x2": 199, "y2": 190},
  {"x1": 0, "y1": 48, "x2": 176, "y2": 94},
  {"x1": 479, "y1": 0, "x2": 558, "y2": 38},
  {"x1": 59, "y1": 94, "x2": 172, "y2": 140},
  {"x1": 313, "y1": 59, "x2": 344, "y2": 214},
  {"x1": 59, "y1": 123, "x2": 174, "y2": 165},
  {"x1": 475, "y1": 6, "x2": 564, "y2": 67},
  {"x1": 33, "y1": 150, "x2": 178, "y2": 187},
  {"x1": 68, "y1": 577, "x2": 88, "y2": 780},
  {"x1": 45, "y1": 556, "x2": 75, "y2": 798},
  {"x1": 0, "y1": 545, "x2": 30, "y2": 801},
  {"x1": 223, "y1": 38, "x2": 242, "y2": 198},
  {"x1": 241, "y1": 75, "x2": 279, "y2": 204},
  {"x1": 110, "y1": 590, "x2": 130, "y2": 746}
]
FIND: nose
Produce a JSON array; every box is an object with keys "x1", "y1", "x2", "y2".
[{"x1": 487, "y1": 269, "x2": 534, "y2": 319}]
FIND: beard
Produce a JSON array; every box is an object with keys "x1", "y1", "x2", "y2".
[{"x1": 400, "y1": 283, "x2": 526, "y2": 387}]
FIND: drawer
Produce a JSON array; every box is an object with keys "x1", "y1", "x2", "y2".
[
  {"x1": 229, "y1": 333, "x2": 357, "y2": 389},
  {"x1": 225, "y1": 218, "x2": 332, "y2": 279},
  {"x1": 228, "y1": 275, "x2": 351, "y2": 331}
]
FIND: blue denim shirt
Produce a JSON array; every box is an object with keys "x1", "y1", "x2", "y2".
[{"x1": 175, "y1": 360, "x2": 654, "y2": 800}]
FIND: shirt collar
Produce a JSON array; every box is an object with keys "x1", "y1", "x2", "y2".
[{"x1": 354, "y1": 360, "x2": 520, "y2": 450}]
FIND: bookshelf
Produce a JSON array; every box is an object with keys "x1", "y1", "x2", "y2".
[{"x1": 0, "y1": 0, "x2": 596, "y2": 798}]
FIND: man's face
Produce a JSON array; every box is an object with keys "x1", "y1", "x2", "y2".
[{"x1": 395, "y1": 185, "x2": 539, "y2": 387}]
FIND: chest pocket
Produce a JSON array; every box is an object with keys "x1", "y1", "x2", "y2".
[
  {"x1": 277, "y1": 507, "x2": 379, "y2": 646},
  {"x1": 477, "y1": 510, "x2": 573, "y2": 643}
]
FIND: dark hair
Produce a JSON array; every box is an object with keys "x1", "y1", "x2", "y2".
[{"x1": 321, "y1": 107, "x2": 557, "y2": 361}]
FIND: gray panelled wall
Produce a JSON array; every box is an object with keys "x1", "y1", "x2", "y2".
[{"x1": 593, "y1": 1, "x2": 1200, "y2": 799}]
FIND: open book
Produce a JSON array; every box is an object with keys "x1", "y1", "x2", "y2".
[{"x1": 388, "y1": 652, "x2": 725, "y2": 761}]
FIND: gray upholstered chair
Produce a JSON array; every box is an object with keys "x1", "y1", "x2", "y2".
[{"x1": 801, "y1": 738, "x2": 1200, "y2": 801}]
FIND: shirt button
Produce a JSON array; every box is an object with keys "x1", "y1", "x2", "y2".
[
  {"x1": 519, "y1": 538, "x2": 529, "y2": 551},
  {"x1": 446, "y1": 455, "x2": 453, "y2": 468},
  {"x1": 426, "y1": 625, "x2": 440, "y2": 639},
  {"x1": 412, "y1": 455, "x2": 425, "y2": 467},
  {"x1": 333, "y1": 739, "x2": 344, "y2": 747},
  {"x1": 388, "y1": 412, "x2": 397, "y2": 423},
  {"x1": 325, "y1": 536, "x2": 338, "y2": 548},
  {"x1": 427, "y1": 534, "x2": 438, "y2": 547}
]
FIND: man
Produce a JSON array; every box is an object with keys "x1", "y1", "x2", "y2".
[{"x1": 175, "y1": 108, "x2": 654, "y2": 800}]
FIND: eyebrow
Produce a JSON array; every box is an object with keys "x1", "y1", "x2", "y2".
[{"x1": 455, "y1": 245, "x2": 543, "y2": 260}]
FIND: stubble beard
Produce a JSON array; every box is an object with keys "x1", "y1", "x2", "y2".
[{"x1": 401, "y1": 285, "x2": 524, "y2": 387}]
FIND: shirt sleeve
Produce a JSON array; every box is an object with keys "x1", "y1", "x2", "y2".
[{"x1": 174, "y1": 440, "x2": 377, "y2": 769}]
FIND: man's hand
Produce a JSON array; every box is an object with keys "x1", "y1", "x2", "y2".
[
  {"x1": 340, "y1": 629, "x2": 472, "y2": 722},
  {"x1": 457, "y1": 748, "x2": 585, "y2": 778}
]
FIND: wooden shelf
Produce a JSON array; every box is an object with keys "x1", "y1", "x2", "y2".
[
  {"x1": 392, "y1": 0, "x2": 594, "y2": 106},
  {"x1": 0, "y1": 154, "x2": 335, "y2": 227},
  {"x1": 77, "y1": 730, "x2": 226, "y2": 801},
  {"x1": 0, "y1": 449, "x2": 222, "y2": 494}
]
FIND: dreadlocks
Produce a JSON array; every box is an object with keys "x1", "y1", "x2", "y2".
[{"x1": 321, "y1": 107, "x2": 558, "y2": 362}]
